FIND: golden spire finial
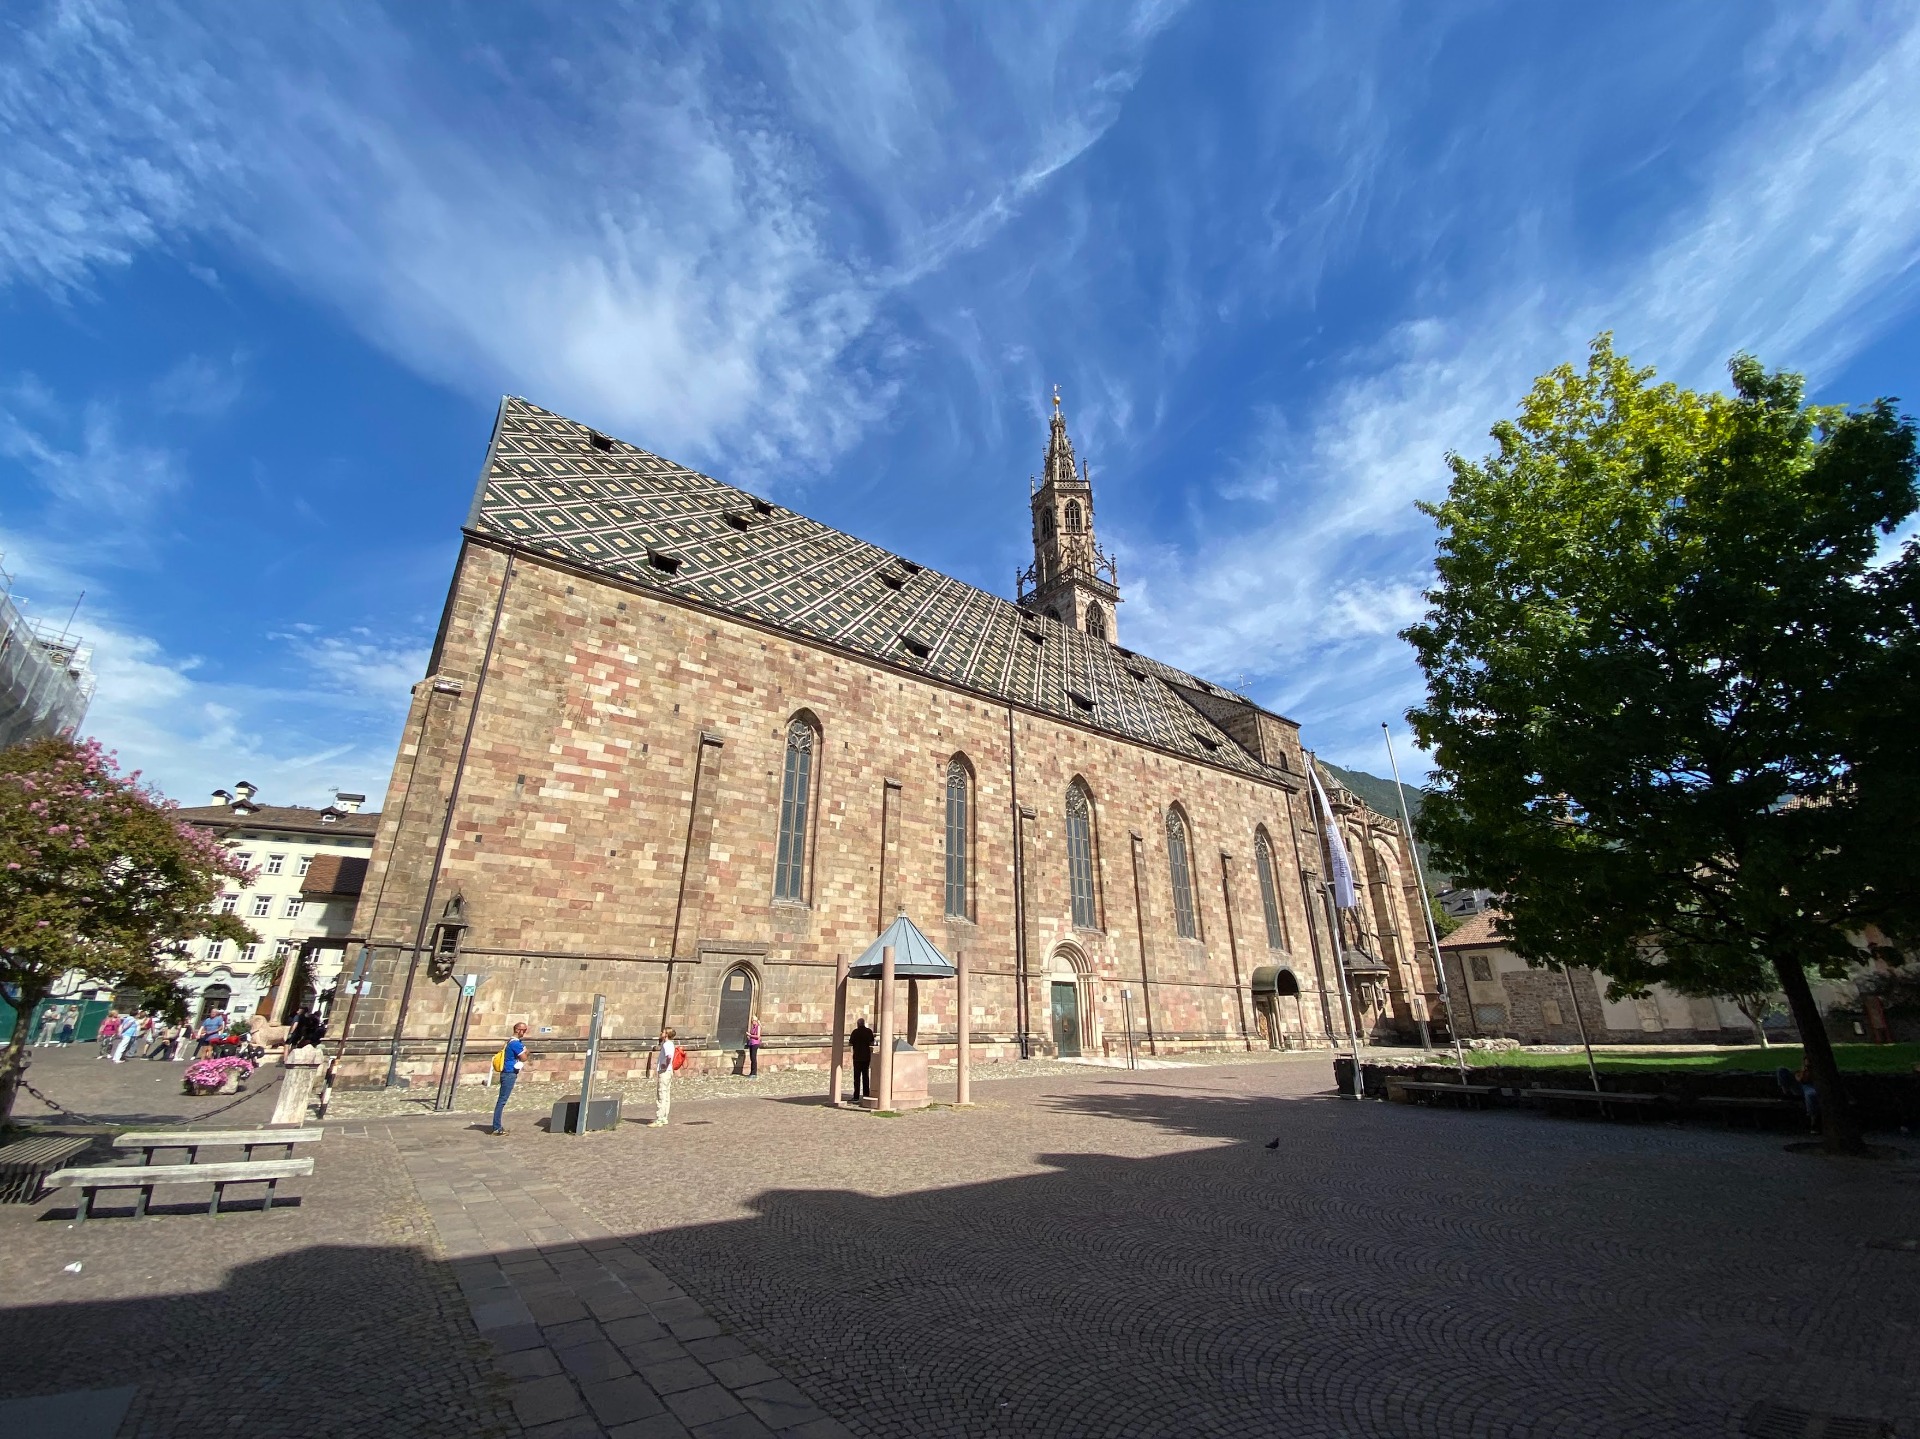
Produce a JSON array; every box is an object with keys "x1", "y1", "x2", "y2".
[{"x1": 1052, "y1": 384, "x2": 1061, "y2": 411}]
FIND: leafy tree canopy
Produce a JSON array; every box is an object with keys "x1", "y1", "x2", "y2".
[
  {"x1": 1405, "y1": 336, "x2": 1920, "y2": 1150},
  {"x1": 0, "y1": 736, "x2": 257, "y2": 1123}
]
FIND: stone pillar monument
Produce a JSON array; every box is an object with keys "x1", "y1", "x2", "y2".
[{"x1": 271, "y1": 1045, "x2": 324, "y2": 1127}]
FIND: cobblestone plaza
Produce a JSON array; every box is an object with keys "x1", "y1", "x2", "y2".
[{"x1": 1, "y1": 1049, "x2": 1914, "y2": 1437}]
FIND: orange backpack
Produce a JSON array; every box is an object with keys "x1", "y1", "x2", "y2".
[{"x1": 671, "y1": 1045, "x2": 687, "y2": 1071}]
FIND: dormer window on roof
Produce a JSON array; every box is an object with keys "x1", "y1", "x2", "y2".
[
  {"x1": 588, "y1": 430, "x2": 614, "y2": 451},
  {"x1": 1022, "y1": 628, "x2": 1045, "y2": 645},
  {"x1": 1067, "y1": 690, "x2": 1095, "y2": 714},
  {"x1": 750, "y1": 497, "x2": 774, "y2": 516},
  {"x1": 724, "y1": 512, "x2": 752, "y2": 532},
  {"x1": 881, "y1": 572, "x2": 906, "y2": 591},
  {"x1": 1192, "y1": 731, "x2": 1221, "y2": 752},
  {"x1": 900, "y1": 635, "x2": 931, "y2": 660},
  {"x1": 647, "y1": 550, "x2": 683, "y2": 576}
]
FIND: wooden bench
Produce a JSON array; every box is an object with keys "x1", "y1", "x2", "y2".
[
  {"x1": 1393, "y1": 1081, "x2": 1500, "y2": 1110},
  {"x1": 0, "y1": 1136, "x2": 93, "y2": 1203},
  {"x1": 1527, "y1": 1087, "x2": 1668, "y2": 1121},
  {"x1": 1695, "y1": 1096, "x2": 1805, "y2": 1130},
  {"x1": 115, "y1": 1128, "x2": 323, "y2": 1165},
  {"x1": 44, "y1": 1158, "x2": 314, "y2": 1218}
]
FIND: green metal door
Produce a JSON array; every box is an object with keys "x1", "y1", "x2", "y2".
[{"x1": 1050, "y1": 982, "x2": 1081, "y2": 1057}]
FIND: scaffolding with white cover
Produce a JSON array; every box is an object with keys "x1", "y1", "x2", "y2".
[{"x1": 0, "y1": 564, "x2": 95, "y2": 750}]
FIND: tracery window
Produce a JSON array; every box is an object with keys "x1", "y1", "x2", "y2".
[
  {"x1": 1167, "y1": 807, "x2": 1199, "y2": 939},
  {"x1": 1255, "y1": 827, "x2": 1285, "y2": 949},
  {"x1": 1085, "y1": 602, "x2": 1108, "y2": 641},
  {"x1": 1065, "y1": 500, "x2": 1083, "y2": 533},
  {"x1": 1066, "y1": 781, "x2": 1099, "y2": 929},
  {"x1": 945, "y1": 758, "x2": 971, "y2": 919},
  {"x1": 774, "y1": 718, "x2": 816, "y2": 902}
]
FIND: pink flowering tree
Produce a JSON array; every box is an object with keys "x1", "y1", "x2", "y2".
[{"x1": 0, "y1": 737, "x2": 258, "y2": 1125}]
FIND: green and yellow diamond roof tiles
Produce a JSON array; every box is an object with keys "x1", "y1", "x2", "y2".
[{"x1": 469, "y1": 397, "x2": 1289, "y2": 781}]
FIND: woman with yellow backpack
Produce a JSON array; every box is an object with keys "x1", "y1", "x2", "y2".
[{"x1": 490, "y1": 1022, "x2": 530, "y2": 1135}]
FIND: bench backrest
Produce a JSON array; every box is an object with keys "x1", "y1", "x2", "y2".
[
  {"x1": 46, "y1": 1157, "x2": 315, "y2": 1187},
  {"x1": 114, "y1": 1128, "x2": 324, "y2": 1149}
]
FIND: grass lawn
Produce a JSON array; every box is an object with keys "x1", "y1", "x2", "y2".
[{"x1": 1462, "y1": 1043, "x2": 1919, "y2": 1074}]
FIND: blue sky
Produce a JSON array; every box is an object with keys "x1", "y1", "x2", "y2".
[{"x1": 6, "y1": 1, "x2": 1920, "y2": 808}]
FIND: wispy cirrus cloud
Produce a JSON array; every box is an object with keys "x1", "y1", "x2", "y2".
[
  {"x1": 1122, "y1": 7, "x2": 1920, "y2": 775},
  {"x1": 1, "y1": 1, "x2": 1180, "y2": 482}
]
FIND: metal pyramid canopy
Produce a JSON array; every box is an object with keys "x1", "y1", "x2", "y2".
[{"x1": 847, "y1": 914, "x2": 957, "y2": 979}]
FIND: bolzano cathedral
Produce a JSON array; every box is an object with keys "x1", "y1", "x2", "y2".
[{"x1": 334, "y1": 395, "x2": 1446, "y2": 1088}]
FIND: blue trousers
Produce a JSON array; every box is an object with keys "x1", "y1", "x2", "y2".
[{"x1": 492, "y1": 1069, "x2": 517, "y2": 1129}]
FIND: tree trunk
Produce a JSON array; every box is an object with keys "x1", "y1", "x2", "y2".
[
  {"x1": 1772, "y1": 956, "x2": 1865, "y2": 1155},
  {"x1": 0, "y1": 983, "x2": 48, "y2": 1129}
]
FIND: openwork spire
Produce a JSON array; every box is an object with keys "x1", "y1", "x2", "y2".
[
  {"x1": 1043, "y1": 385, "x2": 1083, "y2": 491},
  {"x1": 1017, "y1": 385, "x2": 1120, "y2": 638}
]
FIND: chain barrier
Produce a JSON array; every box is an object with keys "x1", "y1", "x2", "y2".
[{"x1": 13, "y1": 1069, "x2": 284, "y2": 1128}]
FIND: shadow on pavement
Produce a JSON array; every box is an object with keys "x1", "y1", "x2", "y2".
[{"x1": 2, "y1": 1083, "x2": 1914, "y2": 1438}]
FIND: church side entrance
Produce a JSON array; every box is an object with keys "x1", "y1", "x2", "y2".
[
  {"x1": 715, "y1": 966, "x2": 756, "y2": 1053},
  {"x1": 1050, "y1": 982, "x2": 1081, "y2": 1057}
]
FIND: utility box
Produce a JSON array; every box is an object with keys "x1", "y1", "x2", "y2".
[{"x1": 550, "y1": 1095, "x2": 622, "y2": 1133}]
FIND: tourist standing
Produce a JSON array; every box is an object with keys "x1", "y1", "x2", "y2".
[
  {"x1": 849, "y1": 1017, "x2": 875, "y2": 1102},
  {"x1": 745, "y1": 1014, "x2": 762, "y2": 1078},
  {"x1": 55, "y1": 1006, "x2": 76, "y2": 1046},
  {"x1": 145, "y1": 1020, "x2": 179, "y2": 1060},
  {"x1": 97, "y1": 1012, "x2": 121, "y2": 1057},
  {"x1": 193, "y1": 1010, "x2": 226, "y2": 1057},
  {"x1": 650, "y1": 1027, "x2": 678, "y2": 1126},
  {"x1": 34, "y1": 1007, "x2": 60, "y2": 1048},
  {"x1": 490, "y1": 1022, "x2": 529, "y2": 1136},
  {"x1": 112, "y1": 1013, "x2": 145, "y2": 1063}
]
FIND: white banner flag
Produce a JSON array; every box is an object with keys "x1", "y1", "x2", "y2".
[{"x1": 1310, "y1": 765, "x2": 1359, "y2": 910}]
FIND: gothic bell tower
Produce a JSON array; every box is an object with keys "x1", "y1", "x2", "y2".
[{"x1": 1017, "y1": 388, "x2": 1121, "y2": 641}]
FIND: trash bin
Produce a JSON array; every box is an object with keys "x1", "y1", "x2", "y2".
[{"x1": 1333, "y1": 1056, "x2": 1356, "y2": 1096}]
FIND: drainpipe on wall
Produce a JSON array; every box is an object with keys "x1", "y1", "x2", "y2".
[
  {"x1": 386, "y1": 553, "x2": 515, "y2": 1088},
  {"x1": 1006, "y1": 705, "x2": 1031, "y2": 1060}
]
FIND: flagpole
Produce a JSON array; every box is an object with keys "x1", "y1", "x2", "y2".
[
  {"x1": 1382, "y1": 723, "x2": 1470, "y2": 1083},
  {"x1": 1307, "y1": 754, "x2": 1366, "y2": 1089}
]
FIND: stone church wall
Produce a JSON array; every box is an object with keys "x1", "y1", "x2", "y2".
[{"x1": 336, "y1": 541, "x2": 1425, "y2": 1089}]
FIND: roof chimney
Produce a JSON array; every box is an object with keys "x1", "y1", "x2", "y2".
[
  {"x1": 233, "y1": 781, "x2": 257, "y2": 803},
  {"x1": 212, "y1": 788, "x2": 233, "y2": 806},
  {"x1": 334, "y1": 792, "x2": 366, "y2": 814}
]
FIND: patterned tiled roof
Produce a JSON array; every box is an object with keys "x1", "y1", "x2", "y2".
[{"x1": 469, "y1": 397, "x2": 1291, "y2": 781}]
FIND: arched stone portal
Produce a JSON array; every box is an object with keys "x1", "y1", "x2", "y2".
[
  {"x1": 1047, "y1": 943, "x2": 1093, "y2": 1058},
  {"x1": 1251, "y1": 964, "x2": 1305, "y2": 1049}
]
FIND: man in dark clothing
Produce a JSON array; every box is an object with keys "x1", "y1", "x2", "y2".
[
  {"x1": 287, "y1": 1009, "x2": 327, "y2": 1051},
  {"x1": 849, "y1": 1018, "x2": 875, "y2": 1102}
]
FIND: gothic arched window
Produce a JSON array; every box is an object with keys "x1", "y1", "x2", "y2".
[
  {"x1": 1085, "y1": 601, "x2": 1108, "y2": 641},
  {"x1": 945, "y1": 757, "x2": 971, "y2": 919},
  {"x1": 1166, "y1": 807, "x2": 1199, "y2": 939},
  {"x1": 1255, "y1": 826, "x2": 1286, "y2": 949},
  {"x1": 1040, "y1": 509, "x2": 1055, "y2": 540},
  {"x1": 774, "y1": 717, "x2": 817, "y2": 902},
  {"x1": 1066, "y1": 780, "x2": 1100, "y2": 929},
  {"x1": 1065, "y1": 500, "x2": 1083, "y2": 533}
]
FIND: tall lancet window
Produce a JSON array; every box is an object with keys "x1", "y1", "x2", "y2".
[
  {"x1": 945, "y1": 758, "x2": 971, "y2": 919},
  {"x1": 1065, "y1": 500, "x2": 1083, "y2": 533},
  {"x1": 1255, "y1": 827, "x2": 1286, "y2": 949},
  {"x1": 1167, "y1": 807, "x2": 1199, "y2": 939},
  {"x1": 774, "y1": 718, "x2": 816, "y2": 902},
  {"x1": 1066, "y1": 781, "x2": 1099, "y2": 929}
]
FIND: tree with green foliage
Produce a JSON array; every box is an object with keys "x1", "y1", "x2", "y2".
[
  {"x1": 0, "y1": 737, "x2": 257, "y2": 1125},
  {"x1": 1406, "y1": 337, "x2": 1920, "y2": 1154}
]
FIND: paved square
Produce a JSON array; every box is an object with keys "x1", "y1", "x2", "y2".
[{"x1": 3, "y1": 1051, "x2": 1916, "y2": 1437}]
